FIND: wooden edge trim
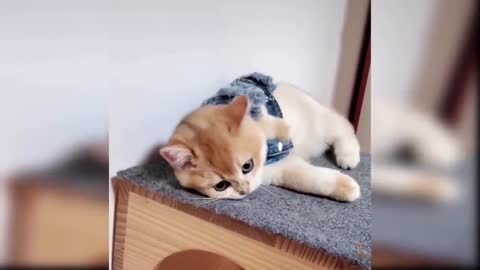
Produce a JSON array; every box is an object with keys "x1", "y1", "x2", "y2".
[
  {"x1": 111, "y1": 177, "x2": 366, "y2": 270},
  {"x1": 438, "y1": 5, "x2": 478, "y2": 125},
  {"x1": 348, "y1": 2, "x2": 371, "y2": 132},
  {"x1": 7, "y1": 181, "x2": 34, "y2": 263},
  {"x1": 111, "y1": 178, "x2": 131, "y2": 270},
  {"x1": 372, "y1": 243, "x2": 459, "y2": 267}
]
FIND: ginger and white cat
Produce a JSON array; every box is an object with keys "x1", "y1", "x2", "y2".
[{"x1": 160, "y1": 83, "x2": 361, "y2": 202}]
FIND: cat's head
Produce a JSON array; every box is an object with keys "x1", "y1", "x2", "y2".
[{"x1": 160, "y1": 96, "x2": 266, "y2": 199}]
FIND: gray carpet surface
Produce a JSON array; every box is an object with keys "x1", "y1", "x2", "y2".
[{"x1": 117, "y1": 153, "x2": 371, "y2": 268}]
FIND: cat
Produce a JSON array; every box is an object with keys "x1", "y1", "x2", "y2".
[{"x1": 160, "y1": 82, "x2": 361, "y2": 202}]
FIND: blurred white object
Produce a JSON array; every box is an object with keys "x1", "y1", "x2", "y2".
[{"x1": 371, "y1": 98, "x2": 461, "y2": 202}]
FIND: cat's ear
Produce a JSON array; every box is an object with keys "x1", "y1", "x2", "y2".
[
  {"x1": 159, "y1": 144, "x2": 193, "y2": 169},
  {"x1": 225, "y1": 95, "x2": 250, "y2": 127}
]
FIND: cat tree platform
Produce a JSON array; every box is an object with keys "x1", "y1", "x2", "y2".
[{"x1": 112, "y1": 154, "x2": 371, "y2": 270}]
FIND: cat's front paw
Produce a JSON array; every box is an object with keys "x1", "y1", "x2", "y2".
[
  {"x1": 331, "y1": 173, "x2": 360, "y2": 202},
  {"x1": 335, "y1": 151, "x2": 360, "y2": 170}
]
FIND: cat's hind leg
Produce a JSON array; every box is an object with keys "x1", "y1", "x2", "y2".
[{"x1": 263, "y1": 156, "x2": 360, "y2": 202}]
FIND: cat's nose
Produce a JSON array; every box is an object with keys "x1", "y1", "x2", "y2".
[{"x1": 239, "y1": 182, "x2": 250, "y2": 195}]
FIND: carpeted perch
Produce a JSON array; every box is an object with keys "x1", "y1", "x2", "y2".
[{"x1": 112, "y1": 153, "x2": 371, "y2": 270}]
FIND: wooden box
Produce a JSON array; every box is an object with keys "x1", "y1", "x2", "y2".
[{"x1": 112, "y1": 175, "x2": 369, "y2": 270}]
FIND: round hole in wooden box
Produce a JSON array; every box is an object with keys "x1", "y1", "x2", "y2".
[{"x1": 153, "y1": 249, "x2": 245, "y2": 270}]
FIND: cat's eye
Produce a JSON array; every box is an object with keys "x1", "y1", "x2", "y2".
[
  {"x1": 213, "y1": 180, "x2": 231, "y2": 191},
  {"x1": 241, "y1": 159, "x2": 254, "y2": 174}
]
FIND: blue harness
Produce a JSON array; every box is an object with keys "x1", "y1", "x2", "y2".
[{"x1": 202, "y1": 72, "x2": 294, "y2": 165}]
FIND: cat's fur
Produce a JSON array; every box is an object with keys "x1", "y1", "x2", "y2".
[{"x1": 160, "y1": 83, "x2": 361, "y2": 202}]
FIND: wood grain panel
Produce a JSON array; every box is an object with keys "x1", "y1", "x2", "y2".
[{"x1": 123, "y1": 192, "x2": 321, "y2": 270}]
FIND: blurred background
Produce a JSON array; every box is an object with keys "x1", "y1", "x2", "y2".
[
  {"x1": 0, "y1": 0, "x2": 110, "y2": 267},
  {"x1": 371, "y1": 0, "x2": 477, "y2": 268}
]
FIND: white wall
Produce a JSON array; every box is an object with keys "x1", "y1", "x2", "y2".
[
  {"x1": 0, "y1": 1, "x2": 110, "y2": 174},
  {"x1": 110, "y1": 0, "x2": 349, "y2": 175},
  {"x1": 372, "y1": 0, "x2": 436, "y2": 101},
  {"x1": 372, "y1": 0, "x2": 475, "y2": 107}
]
